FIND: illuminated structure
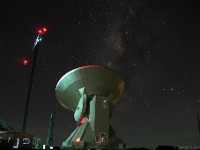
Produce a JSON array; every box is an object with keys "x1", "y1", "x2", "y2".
[
  {"x1": 0, "y1": 28, "x2": 46, "y2": 149},
  {"x1": 46, "y1": 112, "x2": 55, "y2": 147},
  {"x1": 55, "y1": 65, "x2": 126, "y2": 150},
  {"x1": 0, "y1": 118, "x2": 16, "y2": 132},
  {"x1": 21, "y1": 27, "x2": 47, "y2": 132}
]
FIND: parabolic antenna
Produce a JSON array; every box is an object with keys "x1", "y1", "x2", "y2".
[{"x1": 55, "y1": 65, "x2": 124, "y2": 112}]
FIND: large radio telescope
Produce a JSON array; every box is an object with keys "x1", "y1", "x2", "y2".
[{"x1": 55, "y1": 65, "x2": 126, "y2": 150}]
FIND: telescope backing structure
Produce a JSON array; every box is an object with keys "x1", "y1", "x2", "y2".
[{"x1": 55, "y1": 65, "x2": 125, "y2": 150}]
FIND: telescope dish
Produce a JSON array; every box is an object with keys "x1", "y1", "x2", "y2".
[{"x1": 55, "y1": 65, "x2": 125, "y2": 112}]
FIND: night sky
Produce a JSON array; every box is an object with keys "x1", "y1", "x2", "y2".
[{"x1": 0, "y1": 0, "x2": 200, "y2": 148}]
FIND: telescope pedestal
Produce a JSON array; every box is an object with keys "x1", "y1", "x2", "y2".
[{"x1": 62, "y1": 95, "x2": 125, "y2": 150}]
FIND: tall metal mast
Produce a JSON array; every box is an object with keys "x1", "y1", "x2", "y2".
[
  {"x1": 21, "y1": 28, "x2": 47, "y2": 132},
  {"x1": 46, "y1": 112, "x2": 55, "y2": 147}
]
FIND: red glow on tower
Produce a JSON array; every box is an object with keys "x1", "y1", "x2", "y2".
[
  {"x1": 23, "y1": 59, "x2": 28, "y2": 65},
  {"x1": 38, "y1": 30, "x2": 42, "y2": 34},
  {"x1": 43, "y1": 27, "x2": 47, "y2": 32},
  {"x1": 38, "y1": 27, "x2": 47, "y2": 35}
]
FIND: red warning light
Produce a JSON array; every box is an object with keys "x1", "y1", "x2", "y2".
[
  {"x1": 43, "y1": 28, "x2": 47, "y2": 32},
  {"x1": 23, "y1": 59, "x2": 28, "y2": 65},
  {"x1": 38, "y1": 27, "x2": 47, "y2": 35},
  {"x1": 38, "y1": 30, "x2": 42, "y2": 34}
]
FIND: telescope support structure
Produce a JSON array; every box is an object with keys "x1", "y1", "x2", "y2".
[
  {"x1": 55, "y1": 65, "x2": 126, "y2": 150},
  {"x1": 62, "y1": 88, "x2": 125, "y2": 150}
]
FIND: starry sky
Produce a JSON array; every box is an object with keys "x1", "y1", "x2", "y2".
[{"x1": 0, "y1": 0, "x2": 200, "y2": 148}]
